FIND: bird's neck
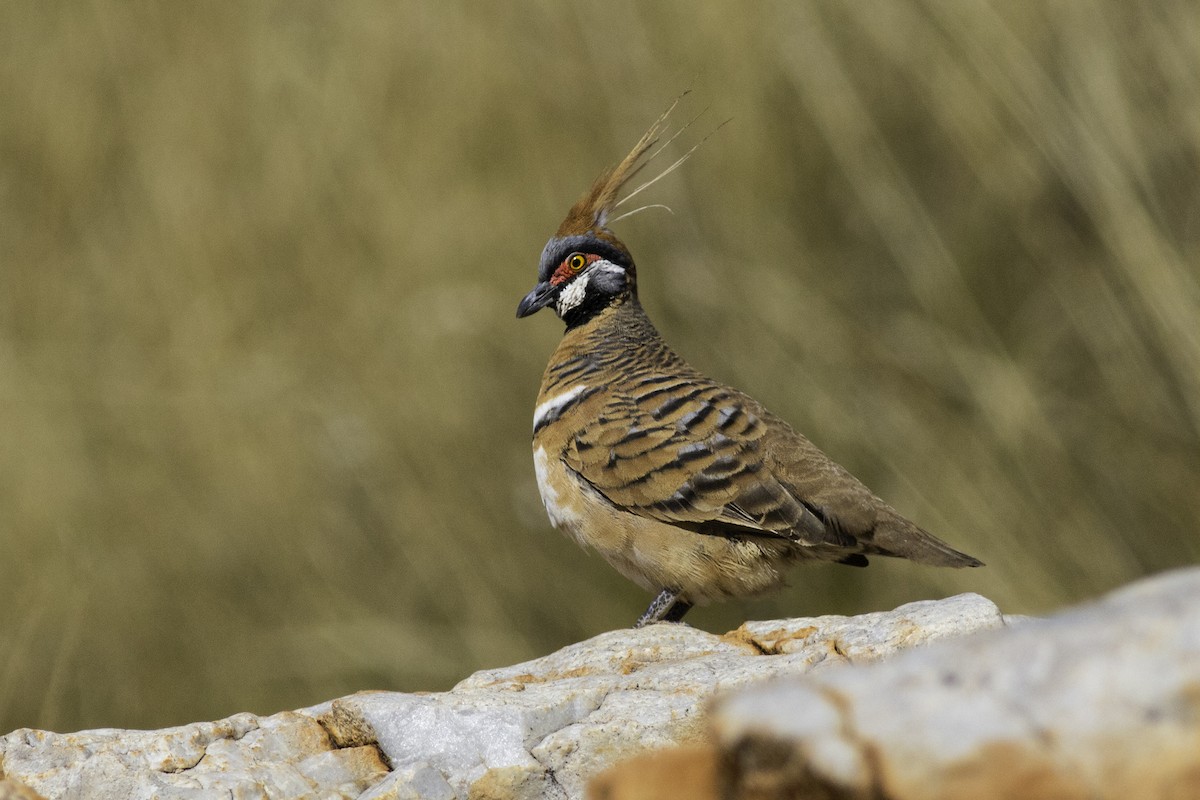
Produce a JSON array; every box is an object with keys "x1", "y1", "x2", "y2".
[{"x1": 540, "y1": 296, "x2": 689, "y2": 400}]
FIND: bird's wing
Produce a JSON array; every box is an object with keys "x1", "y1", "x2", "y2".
[
  {"x1": 754, "y1": 406, "x2": 984, "y2": 567},
  {"x1": 561, "y1": 378, "x2": 856, "y2": 548}
]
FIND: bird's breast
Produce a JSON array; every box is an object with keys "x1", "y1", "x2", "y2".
[{"x1": 532, "y1": 444, "x2": 585, "y2": 534}]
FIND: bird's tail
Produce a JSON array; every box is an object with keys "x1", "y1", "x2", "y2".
[{"x1": 867, "y1": 510, "x2": 984, "y2": 568}]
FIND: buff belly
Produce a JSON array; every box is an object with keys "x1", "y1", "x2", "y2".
[{"x1": 533, "y1": 446, "x2": 799, "y2": 604}]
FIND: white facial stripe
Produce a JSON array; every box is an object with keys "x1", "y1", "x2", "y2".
[
  {"x1": 533, "y1": 384, "x2": 590, "y2": 431},
  {"x1": 591, "y1": 259, "x2": 623, "y2": 277},
  {"x1": 555, "y1": 273, "x2": 590, "y2": 316},
  {"x1": 553, "y1": 259, "x2": 624, "y2": 318}
]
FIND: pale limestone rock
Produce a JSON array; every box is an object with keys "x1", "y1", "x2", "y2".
[
  {"x1": 357, "y1": 763, "x2": 457, "y2": 800},
  {"x1": 715, "y1": 567, "x2": 1200, "y2": 800},
  {"x1": 10, "y1": 572, "x2": 1196, "y2": 800},
  {"x1": 320, "y1": 593, "x2": 1002, "y2": 799},
  {"x1": 731, "y1": 592, "x2": 1019, "y2": 662},
  {"x1": 0, "y1": 710, "x2": 387, "y2": 799},
  {"x1": 0, "y1": 593, "x2": 1003, "y2": 800}
]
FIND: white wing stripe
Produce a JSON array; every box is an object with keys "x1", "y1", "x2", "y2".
[{"x1": 533, "y1": 384, "x2": 590, "y2": 432}]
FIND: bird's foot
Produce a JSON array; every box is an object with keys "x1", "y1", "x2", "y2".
[{"x1": 634, "y1": 588, "x2": 694, "y2": 628}]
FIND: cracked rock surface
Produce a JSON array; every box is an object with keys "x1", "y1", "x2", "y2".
[
  {"x1": 0, "y1": 593, "x2": 1003, "y2": 800},
  {"x1": 712, "y1": 567, "x2": 1200, "y2": 800},
  {"x1": 0, "y1": 711, "x2": 387, "y2": 799}
]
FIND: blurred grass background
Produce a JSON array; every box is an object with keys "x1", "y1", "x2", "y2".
[{"x1": 1, "y1": 0, "x2": 1197, "y2": 734}]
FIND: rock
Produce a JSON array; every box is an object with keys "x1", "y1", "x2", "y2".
[
  {"x1": 0, "y1": 711, "x2": 387, "y2": 800},
  {"x1": 0, "y1": 778, "x2": 47, "y2": 800},
  {"x1": 318, "y1": 594, "x2": 1002, "y2": 800},
  {"x1": 713, "y1": 567, "x2": 1200, "y2": 800},
  {"x1": 9, "y1": 571, "x2": 1197, "y2": 800},
  {"x1": 586, "y1": 746, "x2": 719, "y2": 800},
  {"x1": 0, "y1": 594, "x2": 1002, "y2": 800}
]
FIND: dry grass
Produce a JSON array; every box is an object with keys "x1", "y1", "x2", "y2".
[{"x1": 1, "y1": 1, "x2": 1197, "y2": 732}]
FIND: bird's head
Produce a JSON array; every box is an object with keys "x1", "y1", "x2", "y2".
[
  {"x1": 517, "y1": 103, "x2": 695, "y2": 328},
  {"x1": 515, "y1": 231, "x2": 636, "y2": 326}
]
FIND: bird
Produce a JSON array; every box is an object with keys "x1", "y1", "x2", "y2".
[{"x1": 516, "y1": 108, "x2": 983, "y2": 628}]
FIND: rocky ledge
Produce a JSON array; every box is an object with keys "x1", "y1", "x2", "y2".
[{"x1": 2, "y1": 568, "x2": 1198, "y2": 800}]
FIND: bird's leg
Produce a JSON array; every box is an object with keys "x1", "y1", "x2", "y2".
[{"x1": 635, "y1": 588, "x2": 694, "y2": 628}]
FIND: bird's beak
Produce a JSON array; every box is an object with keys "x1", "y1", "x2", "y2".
[{"x1": 516, "y1": 281, "x2": 556, "y2": 318}]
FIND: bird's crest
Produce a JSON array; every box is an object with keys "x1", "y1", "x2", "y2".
[{"x1": 555, "y1": 95, "x2": 716, "y2": 249}]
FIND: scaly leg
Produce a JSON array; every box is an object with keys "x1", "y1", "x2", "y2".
[{"x1": 634, "y1": 588, "x2": 694, "y2": 628}]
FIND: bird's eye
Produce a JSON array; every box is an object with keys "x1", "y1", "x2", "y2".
[{"x1": 568, "y1": 253, "x2": 587, "y2": 271}]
